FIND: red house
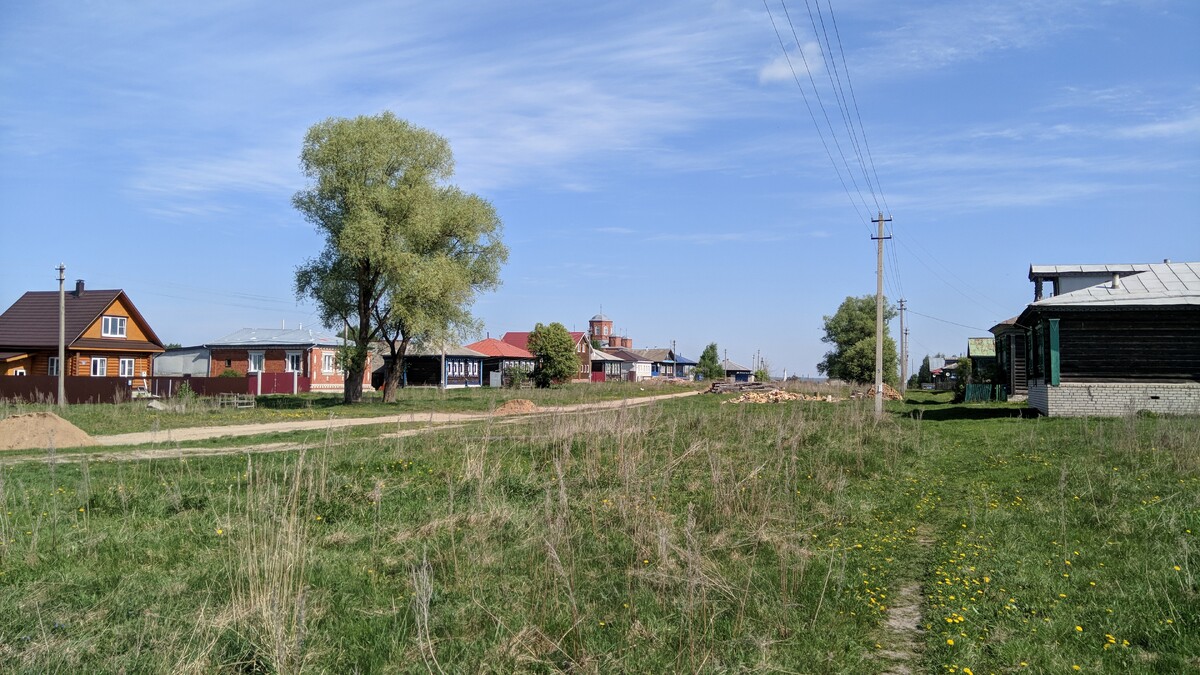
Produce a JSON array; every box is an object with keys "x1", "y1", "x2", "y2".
[{"x1": 501, "y1": 330, "x2": 592, "y2": 381}]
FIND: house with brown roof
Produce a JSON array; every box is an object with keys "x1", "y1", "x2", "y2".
[
  {"x1": 464, "y1": 337, "x2": 535, "y2": 386},
  {"x1": 501, "y1": 329, "x2": 592, "y2": 381},
  {"x1": 0, "y1": 280, "x2": 164, "y2": 382}
]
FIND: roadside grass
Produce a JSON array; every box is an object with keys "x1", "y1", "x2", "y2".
[
  {"x1": 0, "y1": 393, "x2": 1194, "y2": 672},
  {"x1": 0, "y1": 380, "x2": 701, "y2": 436}
]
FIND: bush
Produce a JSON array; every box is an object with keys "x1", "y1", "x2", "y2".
[{"x1": 219, "y1": 368, "x2": 242, "y2": 378}]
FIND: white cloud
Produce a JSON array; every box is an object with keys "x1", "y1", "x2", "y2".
[{"x1": 758, "y1": 42, "x2": 822, "y2": 84}]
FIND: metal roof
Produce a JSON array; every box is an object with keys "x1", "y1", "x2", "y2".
[
  {"x1": 1030, "y1": 261, "x2": 1200, "y2": 307},
  {"x1": 464, "y1": 337, "x2": 534, "y2": 359},
  {"x1": 1029, "y1": 263, "x2": 1152, "y2": 279},
  {"x1": 590, "y1": 348, "x2": 624, "y2": 361},
  {"x1": 403, "y1": 344, "x2": 487, "y2": 358},
  {"x1": 590, "y1": 313, "x2": 610, "y2": 322},
  {"x1": 205, "y1": 328, "x2": 342, "y2": 347},
  {"x1": 721, "y1": 358, "x2": 751, "y2": 372}
]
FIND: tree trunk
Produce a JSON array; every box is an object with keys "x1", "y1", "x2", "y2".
[
  {"x1": 381, "y1": 337, "x2": 409, "y2": 403},
  {"x1": 343, "y1": 363, "x2": 364, "y2": 404}
]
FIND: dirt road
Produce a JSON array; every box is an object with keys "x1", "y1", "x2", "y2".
[{"x1": 93, "y1": 389, "x2": 703, "y2": 446}]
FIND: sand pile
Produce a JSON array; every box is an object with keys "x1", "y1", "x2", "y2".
[
  {"x1": 493, "y1": 399, "x2": 538, "y2": 415},
  {"x1": 0, "y1": 412, "x2": 95, "y2": 450}
]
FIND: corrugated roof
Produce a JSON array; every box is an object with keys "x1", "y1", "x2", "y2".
[
  {"x1": 721, "y1": 358, "x2": 750, "y2": 372},
  {"x1": 464, "y1": 337, "x2": 534, "y2": 359},
  {"x1": 0, "y1": 288, "x2": 163, "y2": 350},
  {"x1": 501, "y1": 330, "x2": 586, "y2": 352},
  {"x1": 590, "y1": 348, "x2": 623, "y2": 361},
  {"x1": 605, "y1": 347, "x2": 650, "y2": 362},
  {"x1": 403, "y1": 344, "x2": 487, "y2": 358},
  {"x1": 1031, "y1": 261, "x2": 1200, "y2": 307},
  {"x1": 632, "y1": 348, "x2": 672, "y2": 362},
  {"x1": 1029, "y1": 263, "x2": 1152, "y2": 279},
  {"x1": 206, "y1": 328, "x2": 342, "y2": 347}
]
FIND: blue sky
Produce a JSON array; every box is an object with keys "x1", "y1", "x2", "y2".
[{"x1": 2, "y1": 0, "x2": 1197, "y2": 377}]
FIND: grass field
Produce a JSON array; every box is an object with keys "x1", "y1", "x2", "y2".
[
  {"x1": 0, "y1": 380, "x2": 701, "y2": 436},
  {"x1": 0, "y1": 389, "x2": 1196, "y2": 672}
]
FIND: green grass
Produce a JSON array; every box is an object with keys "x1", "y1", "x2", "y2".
[
  {"x1": 0, "y1": 380, "x2": 701, "y2": 436},
  {"x1": 0, "y1": 394, "x2": 1195, "y2": 672}
]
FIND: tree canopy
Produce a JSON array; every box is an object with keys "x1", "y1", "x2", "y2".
[
  {"x1": 817, "y1": 295, "x2": 898, "y2": 385},
  {"x1": 294, "y1": 112, "x2": 507, "y2": 402},
  {"x1": 696, "y1": 343, "x2": 724, "y2": 381},
  {"x1": 527, "y1": 322, "x2": 578, "y2": 387}
]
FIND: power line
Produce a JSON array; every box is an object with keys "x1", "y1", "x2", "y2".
[{"x1": 906, "y1": 309, "x2": 990, "y2": 333}]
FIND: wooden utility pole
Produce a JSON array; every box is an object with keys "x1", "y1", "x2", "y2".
[
  {"x1": 872, "y1": 212, "x2": 892, "y2": 419},
  {"x1": 899, "y1": 299, "x2": 908, "y2": 392},
  {"x1": 57, "y1": 263, "x2": 66, "y2": 409}
]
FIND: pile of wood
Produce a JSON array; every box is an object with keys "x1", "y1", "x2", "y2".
[
  {"x1": 850, "y1": 384, "x2": 904, "y2": 401},
  {"x1": 724, "y1": 389, "x2": 842, "y2": 404},
  {"x1": 707, "y1": 381, "x2": 774, "y2": 394}
]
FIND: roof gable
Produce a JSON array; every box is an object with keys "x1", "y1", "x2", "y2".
[
  {"x1": 0, "y1": 288, "x2": 163, "y2": 350},
  {"x1": 465, "y1": 337, "x2": 534, "y2": 359}
]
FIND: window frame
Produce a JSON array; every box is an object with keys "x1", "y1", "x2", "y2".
[
  {"x1": 90, "y1": 357, "x2": 108, "y2": 377},
  {"x1": 322, "y1": 352, "x2": 336, "y2": 374},
  {"x1": 248, "y1": 351, "x2": 265, "y2": 373},
  {"x1": 48, "y1": 356, "x2": 59, "y2": 376},
  {"x1": 285, "y1": 351, "x2": 303, "y2": 373},
  {"x1": 101, "y1": 316, "x2": 127, "y2": 338},
  {"x1": 119, "y1": 358, "x2": 135, "y2": 378}
]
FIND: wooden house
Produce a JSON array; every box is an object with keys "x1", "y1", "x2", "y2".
[
  {"x1": 606, "y1": 347, "x2": 653, "y2": 381},
  {"x1": 990, "y1": 317, "x2": 1027, "y2": 396},
  {"x1": 373, "y1": 344, "x2": 485, "y2": 388},
  {"x1": 501, "y1": 330, "x2": 592, "y2": 381},
  {"x1": 464, "y1": 337, "x2": 535, "y2": 386},
  {"x1": 589, "y1": 348, "x2": 625, "y2": 382},
  {"x1": 0, "y1": 280, "x2": 163, "y2": 383},
  {"x1": 1017, "y1": 261, "x2": 1200, "y2": 416},
  {"x1": 721, "y1": 358, "x2": 752, "y2": 383},
  {"x1": 633, "y1": 348, "x2": 696, "y2": 378}
]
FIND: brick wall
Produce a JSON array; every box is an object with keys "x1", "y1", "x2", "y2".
[{"x1": 1030, "y1": 381, "x2": 1200, "y2": 417}]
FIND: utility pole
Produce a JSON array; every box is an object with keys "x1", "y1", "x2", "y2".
[
  {"x1": 899, "y1": 299, "x2": 908, "y2": 393},
  {"x1": 872, "y1": 212, "x2": 892, "y2": 419},
  {"x1": 57, "y1": 263, "x2": 66, "y2": 409}
]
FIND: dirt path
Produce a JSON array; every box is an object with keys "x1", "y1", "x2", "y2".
[
  {"x1": 88, "y1": 389, "x2": 703, "y2": 447},
  {"x1": 874, "y1": 525, "x2": 935, "y2": 674},
  {"x1": 0, "y1": 390, "x2": 702, "y2": 467}
]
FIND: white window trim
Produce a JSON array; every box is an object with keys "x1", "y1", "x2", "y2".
[
  {"x1": 119, "y1": 358, "x2": 135, "y2": 378},
  {"x1": 285, "y1": 351, "x2": 302, "y2": 373},
  {"x1": 90, "y1": 357, "x2": 108, "y2": 377},
  {"x1": 48, "y1": 356, "x2": 59, "y2": 376},
  {"x1": 248, "y1": 351, "x2": 265, "y2": 373},
  {"x1": 101, "y1": 316, "x2": 127, "y2": 338},
  {"x1": 322, "y1": 352, "x2": 336, "y2": 374}
]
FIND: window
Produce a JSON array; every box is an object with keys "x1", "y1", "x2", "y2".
[
  {"x1": 48, "y1": 357, "x2": 59, "y2": 376},
  {"x1": 13, "y1": 368, "x2": 26, "y2": 376},
  {"x1": 248, "y1": 351, "x2": 265, "y2": 373},
  {"x1": 90, "y1": 357, "x2": 107, "y2": 376},
  {"x1": 286, "y1": 351, "x2": 303, "y2": 373},
  {"x1": 101, "y1": 316, "x2": 127, "y2": 337},
  {"x1": 119, "y1": 358, "x2": 135, "y2": 378},
  {"x1": 322, "y1": 352, "x2": 336, "y2": 373}
]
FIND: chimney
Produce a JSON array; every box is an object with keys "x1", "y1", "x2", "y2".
[
  {"x1": 1164, "y1": 258, "x2": 1171, "y2": 264},
  {"x1": 1111, "y1": 273, "x2": 1121, "y2": 289},
  {"x1": 73, "y1": 279, "x2": 85, "y2": 296}
]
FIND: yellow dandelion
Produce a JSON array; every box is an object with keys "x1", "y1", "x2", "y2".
[
  {"x1": 947, "y1": 638, "x2": 955, "y2": 646},
  {"x1": 1075, "y1": 625, "x2": 1082, "y2": 632}
]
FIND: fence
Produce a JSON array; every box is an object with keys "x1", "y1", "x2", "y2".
[
  {"x1": 1, "y1": 372, "x2": 315, "y2": 404},
  {"x1": 964, "y1": 383, "x2": 1008, "y2": 403}
]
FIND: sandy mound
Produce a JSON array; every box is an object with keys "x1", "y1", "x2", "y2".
[
  {"x1": 0, "y1": 412, "x2": 95, "y2": 450},
  {"x1": 493, "y1": 399, "x2": 538, "y2": 415},
  {"x1": 725, "y1": 390, "x2": 843, "y2": 404}
]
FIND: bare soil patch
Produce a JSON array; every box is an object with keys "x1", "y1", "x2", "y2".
[
  {"x1": 0, "y1": 412, "x2": 95, "y2": 450},
  {"x1": 493, "y1": 399, "x2": 538, "y2": 415}
]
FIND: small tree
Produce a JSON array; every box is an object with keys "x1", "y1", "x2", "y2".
[
  {"x1": 954, "y1": 356, "x2": 974, "y2": 402},
  {"x1": 696, "y1": 343, "x2": 724, "y2": 381},
  {"x1": 918, "y1": 354, "x2": 932, "y2": 385},
  {"x1": 753, "y1": 357, "x2": 771, "y2": 383},
  {"x1": 817, "y1": 295, "x2": 898, "y2": 385},
  {"x1": 527, "y1": 322, "x2": 577, "y2": 387}
]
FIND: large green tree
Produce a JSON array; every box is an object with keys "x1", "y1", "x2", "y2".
[
  {"x1": 816, "y1": 295, "x2": 899, "y2": 385},
  {"x1": 696, "y1": 343, "x2": 724, "y2": 381},
  {"x1": 526, "y1": 322, "x2": 577, "y2": 387},
  {"x1": 294, "y1": 112, "x2": 507, "y2": 403}
]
